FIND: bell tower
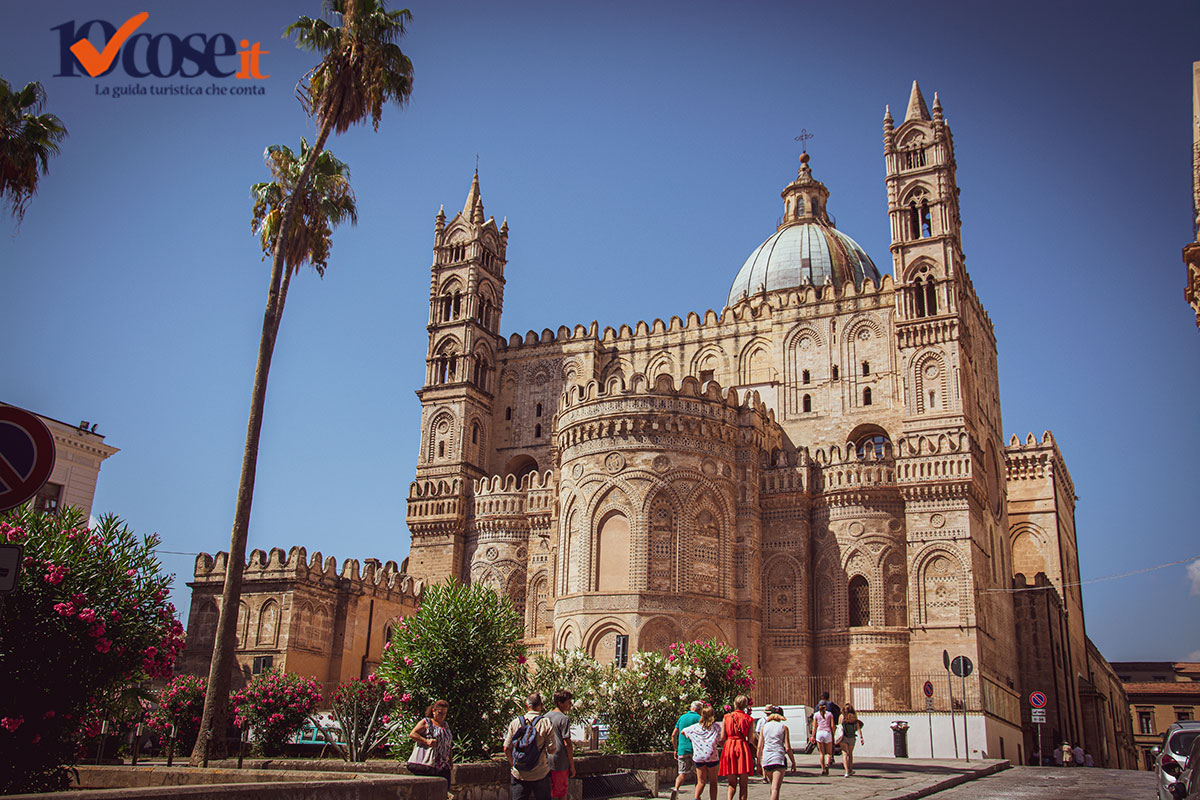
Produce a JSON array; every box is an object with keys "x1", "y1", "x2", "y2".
[
  {"x1": 885, "y1": 82, "x2": 1019, "y2": 701},
  {"x1": 406, "y1": 171, "x2": 507, "y2": 583}
]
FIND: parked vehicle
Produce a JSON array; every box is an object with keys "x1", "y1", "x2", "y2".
[
  {"x1": 1169, "y1": 730, "x2": 1200, "y2": 799},
  {"x1": 1155, "y1": 720, "x2": 1200, "y2": 800}
]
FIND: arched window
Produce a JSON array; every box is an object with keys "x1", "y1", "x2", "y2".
[
  {"x1": 536, "y1": 403, "x2": 542, "y2": 417},
  {"x1": 597, "y1": 512, "x2": 631, "y2": 592},
  {"x1": 908, "y1": 200, "x2": 921, "y2": 239},
  {"x1": 863, "y1": 387, "x2": 872, "y2": 406},
  {"x1": 925, "y1": 278, "x2": 938, "y2": 315},
  {"x1": 438, "y1": 441, "x2": 445, "y2": 457},
  {"x1": 802, "y1": 394, "x2": 812, "y2": 413},
  {"x1": 505, "y1": 407, "x2": 512, "y2": 421},
  {"x1": 802, "y1": 369, "x2": 810, "y2": 384},
  {"x1": 862, "y1": 361, "x2": 870, "y2": 376},
  {"x1": 914, "y1": 277, "x2": 927, "y2": 317},
  {"x1": 832, "y1": 365, "x2": 839, "y2": 381},
  {"x1": 848, "y1": 575, "x2": 870, "y2": 627},
  {"x1": 855, "y1": 433, "x2": 889, "y2": 458},
  {"x1": 920, "y1": 200, "x2": 932, "y2": 237},
  {"x1": 534, "y1": 424, "x2": 542, "y2": 438},
  {"x1": 471, "y1": 423, "x2": 480, "y2": 445}
]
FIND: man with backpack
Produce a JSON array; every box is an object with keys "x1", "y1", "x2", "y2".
[{"x1": 505, "y1": 692, "x2": 559, "y2": 800}]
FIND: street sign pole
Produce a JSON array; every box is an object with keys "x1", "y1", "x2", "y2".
[
  {"x1": 1029, "y1": 692, "x2": 1048, "y2": 766},
  {"x1": 944, "y1": 650, "x2": 959, "y2": 759},
  {"x1": 961, "y1": 670, "x2": 969, "y2": 762},
  {"x1": 1037, "y1": 720, "x2": 1042, "y2": 765},
  {"x1": 923, "y1": 680, "x2": 935, "y2": 758}
]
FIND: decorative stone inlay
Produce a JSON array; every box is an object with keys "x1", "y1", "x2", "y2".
[
  {"x1": 930, "y1": 513, "x2": 946, "y2": 528},
  {"x1": 702, "y1": 458, "x2": 718, "y2": 477},
  {"x1": 604, "y1": 452, "x2": 626, "y2": 474},
  {"x1": 485, "y1": 547, "x2": 498, "y2": 561},
  {"x1": 572, "y1": 463, "x2": 584, "y2": 479},
  {"x1": 652, "y1": 454, "x2": 671, "y2": 472}
]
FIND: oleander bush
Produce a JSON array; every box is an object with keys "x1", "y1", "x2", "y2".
[{"x1": 0, "y1": 506, "x2": 184, "y2": 793}]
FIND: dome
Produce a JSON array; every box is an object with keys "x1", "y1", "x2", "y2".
[
  {"x1": 726, "y1": 223, "x2": 880, "y2": 306},
  {"x1": 726, "y1": 154, "x2": 881, "y2": 307}
]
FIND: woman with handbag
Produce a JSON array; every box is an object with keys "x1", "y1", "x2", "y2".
[
  {"x1": 409, "y1": 699, "x2": 453, "y2": 788},
  {"x1": 718, "y1": 695, "x2": 756, "y2": 800},
  {"x1": 835, "y1": 705, "x2": 863, "y2": 777}
]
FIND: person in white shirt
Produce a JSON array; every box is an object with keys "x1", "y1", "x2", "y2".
[
  {"x1": 755, "y1": 706, "x2": 795, "y2": 800},
  {"x1": 681, "y1": 704, "x2": 724, "y2": 800}
]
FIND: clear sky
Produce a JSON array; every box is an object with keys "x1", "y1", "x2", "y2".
[{"x1": 2, "y1": 0, "x2": 1197, "y2": 663}]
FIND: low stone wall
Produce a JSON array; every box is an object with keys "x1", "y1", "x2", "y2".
[
  {"x1": 17, "y1": 752, "x2": 678, "y2": 800},
  {"x1": 5, "y1": 765, "x2": 446, "y2": 800}
]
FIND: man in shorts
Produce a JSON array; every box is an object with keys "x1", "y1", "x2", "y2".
[
  {"x1": 670, "y1": 700, "x2": 703, "y2": 800},
  {"x1": 504, "y1": 693, "x2": 558, "y2": 800},
  {"x1": 546, "y1": 690, "x2": 576, "y2": 800}
]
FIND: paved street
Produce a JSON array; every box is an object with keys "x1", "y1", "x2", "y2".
[
  {"x1": 667, "y1": 758, "x2": 1007, "y2": 800},
  {"x1": 920, "y1": 766, "x2": 1156, "y2": 799}
]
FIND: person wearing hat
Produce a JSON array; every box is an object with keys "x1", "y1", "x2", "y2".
[
  {"x1": 810, "y1": 701, "x2": 836, "y2": 776},
  {"x1": 756, "y1": 706, "x2": 795, "y2": 800}
]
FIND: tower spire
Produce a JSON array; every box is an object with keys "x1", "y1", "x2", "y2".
[
  {"x1": 905, "y1": 80, "x2": 930, "y2": 123},
  {"x1": 463, "y1": 169, "x2": 484, "y2": 223}
]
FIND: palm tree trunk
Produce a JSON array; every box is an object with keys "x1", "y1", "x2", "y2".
[{"x1": 190, "y1": 107, "x2": 339, "y2": 766}]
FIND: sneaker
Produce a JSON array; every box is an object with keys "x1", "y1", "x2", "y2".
[
  {"x1": 821, "y1": 768, "x2": 828, "y2": 776},
  {"x1": 670, "y1": 791, "x2": 677, "y2": 800}
]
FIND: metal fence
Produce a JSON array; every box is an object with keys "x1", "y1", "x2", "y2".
[{"x1": 754, "y1": 671, "x2": 982, "y2": 713}]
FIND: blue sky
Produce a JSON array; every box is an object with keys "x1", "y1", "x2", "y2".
[{"x1": 2, "y1": 0, "x2": 1197, "y2": 662}]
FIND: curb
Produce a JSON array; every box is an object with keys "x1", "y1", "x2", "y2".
[{"x1": 876, "y1": 759, "x2": 1011, "y2": 800}]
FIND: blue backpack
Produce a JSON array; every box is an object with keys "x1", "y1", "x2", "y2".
[{"x1": 512, "y1": 714, "x2": 543, "y2": 770}]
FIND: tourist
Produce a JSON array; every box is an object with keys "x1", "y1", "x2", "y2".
[
  {"x1": 1060, "y1": 741, "x2": 1073, "y2": 767},
  {"x1": 813, "y1": 691, "x2": 840, "y2": 767},
  {"x1": 408, "y1": 699, "x2": 453, "y2": 788},
  {"x1": 753, "y1": 707, "x2": 768, "y2": 783},
  {"x1": 671, "y1": 700, "x2": 704, "y2": 800},
  {"x1": 1072, "y1": 742, "x2": 1084, "y2": 767},
  {"x1": 756, "y1": 706, "x2": 795, "y2": 800},
  {"x1": 836, "y1": 705, "x2": 864, "y2": 777},
  {"x1": 1084, "y1": 750, "x2": 1094, "y2": 767},
  {"x1": 682, "y1": 704, "x2": 724, "y2": 800},
  {"x1": 718, "y1": 695, "x2": 756, "y2": 800},
  {"x1": 809, "y1": 700, "x2": 836, "y2": 776},
  {"x1": 504, "y1": 693, "x2": 558, "y2": 800},
  {"x1": 546, "y1": 691, "x2": 576, "y2": 800}
]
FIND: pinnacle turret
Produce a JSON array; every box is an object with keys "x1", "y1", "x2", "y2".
[{"x1": 463, "y1": 169, "x2": 484, "y2": 224}]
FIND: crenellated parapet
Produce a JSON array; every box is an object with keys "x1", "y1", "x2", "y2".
[
  {"x1": 494, "y1": 276, "x2": 895, "y2": 355},
  {"x1": 1004, "y1": 430, "x2": 1075, "y2": 500},
  {"x1": 555, "y1": 373, "x2": 778, "y2": 464},
  {"x1": 192, "y1": 546, "x2": 423, "y2": 601},
  {"x1": 406, "y1": 477, "x2": 468, "y2": 537},
  {"x1": 471, "y1": 469, "x2": 556, "y2": 536},
  {"x1": 891, "y1": 429, "x2": 978, "y2": 502}
]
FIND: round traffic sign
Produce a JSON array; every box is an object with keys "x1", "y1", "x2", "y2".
[
  {"x1": 950, "y1": 655, "x2": 974, "y2": 678},
  {"x1": 0, "y1": 407, "x2": 56, "y2": 512},
  {"x1": 1030, "y1": 691, "x2": 1047, "y2": 708},
  {"x1": 923, "y1": 680, "x2": 934, "y2": 698}
]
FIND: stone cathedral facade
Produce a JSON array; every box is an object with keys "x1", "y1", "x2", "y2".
[{"x1": 399, "y1": 83, "x2": 1128, "y2": 760}]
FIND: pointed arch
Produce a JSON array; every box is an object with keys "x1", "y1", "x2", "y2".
[
  {"x1": 256, "y1": 598, "x2": 280, "y2": 647},
  {"x1": 909, "y1": 349, "x2": 950, "y2": 415},
  {"x1": 645, "y1": 488, "x2": 679, "y2": 593},
  {"x1": 689, "y1": 345, "x2": 728, "y2": 383},
  {"x1": 596, "y1": 510, "x2": 631, "y2": 592},
  {"x1": 739, "y1": 338, "x2": 773, "y2": 384},
  {"x1": 914, "y1": 545, "x2": 969, "y2": 626},
  {"x1": 645, "y1": 351, "x2": 675, "y2": 382},
  {"x1": 1010, "y1": 521, "x2": 1049, "y2": 583},
  {"x1": 583, "y1": 618, "x2": 628, "y2": 666},
  {"x1": 426, "y1": 408, "x2": 458, "y2": 464},
  {"x1": 762, "y1": 555, "x2": 801, "y2": 630},
  {"x1": 882, "y1": 548, "x2": 908, "y2": 627},
  {"x1": 688, "y1": 492, "x2": 727, "y2": 598}
]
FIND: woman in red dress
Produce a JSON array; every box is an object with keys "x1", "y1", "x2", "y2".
[{"x1": 718, "y1": 695, "x2": 756, "y2": 800}]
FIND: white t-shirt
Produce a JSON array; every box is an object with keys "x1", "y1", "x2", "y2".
[
  {"x1": 681, "y1": 722, "x2": 724, "y2": 763},
  {"x1": 760, "y1": 720, "x2": 789, "y2": 767}
]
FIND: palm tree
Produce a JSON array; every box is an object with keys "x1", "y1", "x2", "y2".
[
  {"x1": 0, "y1": 78, "x2": 67, "y2": 222},
  {"x1": 191, "y1": 0, "x2": 412, "y2": 764}
]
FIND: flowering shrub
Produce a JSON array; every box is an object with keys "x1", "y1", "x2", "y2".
[
  {"x1": 231, "y1": 670, "x2": 322, "y2": 755},
  {"x1": 0, "y1": 506, "x2": 184, "y2": 794},
  {"x1": 595, "y1": 651, "x2": 705, "y2": 754},
  {"x1": 529, "y1": 649, "x2": 602, "y2": 726},
  {"x1": 378, "y1": 578, "x2": 525, "y2": 759},
  {"x1": 146, "y1": 674, "x2": 208, "y2": 753},
  {"x1": 668, "y1": 639, "x2": 755, "y2": 713},
  {"x1": 321, "y1": 674, "x2": 404, "y2": 761}
]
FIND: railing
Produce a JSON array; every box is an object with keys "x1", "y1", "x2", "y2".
[{"x1": 754, "y1": 671, "x2": 981, "y2": 712}]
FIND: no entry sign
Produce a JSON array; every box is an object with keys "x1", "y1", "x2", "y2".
[
  {"x1": 1030, "y1": 691, "x2": 1048, "y2": 708},
  {"x1": 0, "y1": 406, "x2": 56, "y2": 512}
]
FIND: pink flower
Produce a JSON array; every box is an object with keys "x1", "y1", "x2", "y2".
[
  {"x1": 88, "y1": 622, "x2": 106, "y2": 638},
  {"x1": 126, "y1": 569, "x2": 137, "y2": 577},
  {"x1": 110, "y1": 610, "x2": 122, "y2": 621},
  {"x1": 381, "y1": 714, "x2": 390, "y2": 724},
  {"x1": 44, "y1": 564, "x2": 68, "y2": 584},
  {"x1": 53, "y1": 602, "x2": 76, "y2": 617},
  {"x1": 78, "y1": 608, "x2": 97, "y2": 623},
  {"x1": 401, "y1": 693, "x2": 412, "y2": 703},
  {"x1": 95, "y1": 639, "x2": 112, "y2": 653},
  {"x1": 1, "y1": 716, "x2": 24, "y2": 732},
  {"x1": 403, "y1": 657, "x2": 413, "y2": 666},
  {"x1": 43, "y1": 710, "x2": 55, "y2": 719},
  {"x1": 517, "y1": 655, "x2": 527, "y2": 664},
  {"x1": 145, "y1": 646, "x2": 158, "y2": 657},
  {"x1": 71, "y1": 593, "x2": 87, "y2": 605}
]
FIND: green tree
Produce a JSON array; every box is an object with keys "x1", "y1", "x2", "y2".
[
  {"x1": 378, "y1": 579, "x2": 525, "y2": 760},
  {"x1": 0, "y1": 78, "x2": 67, "y2": 222},
  {"x1": 194, "y1": 0, "x2": 413, "y2": 763}
]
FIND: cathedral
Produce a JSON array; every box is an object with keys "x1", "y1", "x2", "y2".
[
  {"x1": 402, "y1": 81, "x2": 1131, "y2": 763},
  {"x1": 183, "y1": 82, "x2": 1134, "y2": 768}
]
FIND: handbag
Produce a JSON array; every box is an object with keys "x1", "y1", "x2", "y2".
[
  {"x1": 408, "y1": 718, "x2": 437, "y2": 772},
  {"x1": 834, "y1": 724, "x2": 845, "y2": 745}
]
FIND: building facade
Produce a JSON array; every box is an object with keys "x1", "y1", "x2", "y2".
[
  {"x1": 179, "y1": 547, "x2": 421, "y2": 696},
  {"x1": 1112, "y1": 661, "x2": 1200, "y2": 770},
  {"x1": 1, "y1": 401, "x2": 119, "y2": 518},
  {"x1": 402, "y1": 83, "x2": 1128, "y2": 761}
]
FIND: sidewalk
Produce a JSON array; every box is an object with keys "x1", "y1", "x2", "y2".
[{"x1": 662, "y1": 758, "x2": 1010, "y2": 800}]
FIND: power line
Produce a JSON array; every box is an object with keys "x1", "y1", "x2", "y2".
[{"x1": 985, "y1": 555, "x2": 1199, "y2": 593}]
